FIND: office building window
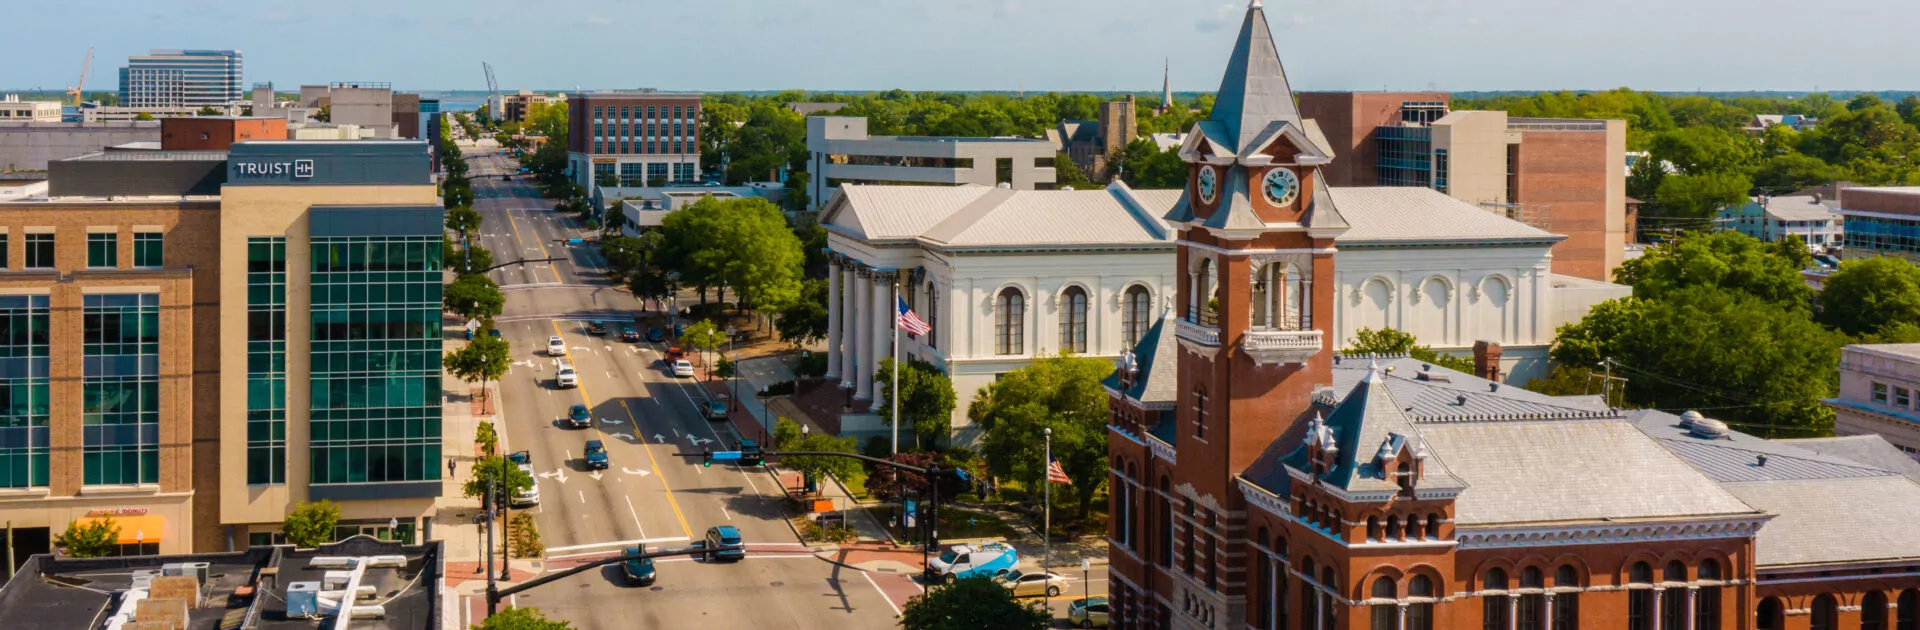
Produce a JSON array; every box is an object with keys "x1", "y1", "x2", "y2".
[
  {"x1": 309, "y1": 236, "x2": 443, "y2": 486},
  {"x1": 594, "y1": 163, "x2": 617, "y2": 187},
  {"x1": 0, "y1": 296, "x2": 49, "y2": 488},
  {"x1": 83, "y1": 294, "x2": 160, "y2": 486},
  {"x1": 673, "y1": 162, "x2": 695, "y2": 183},
  {"x1": 1874, "y1": 382, "x2": 1890, "y2": 403},
  {"x1": 246, "y1": 238, "x2": 287, "y2": 485},
  {"x1": 88, "y1": 234, "x2": 119, "y2": 268},
  {"x1": 24, "y1": 234, "x2": 53, "y2": 269},
  {"x1": 133, "y1": 233, "x2": 163, "y2": 268},
  {"x1": 647, "y1": 163, "x2": 669, "y2": 184},
  {"x1": 1375, "y1": 126, "x2": 1433, "y2": 188},
  {"x1": 0, "y1": 237, "x2": 8, "y2": 269},
  {"x1": 620, "y1": 163, "x2": 645, "y2": 187},
  {"x1": 1898, "y1": 387, "x2": 1912, "y2": 408},
  {"x1": 1433, "y1": 149, "x2": 1450, "y2": 194}
]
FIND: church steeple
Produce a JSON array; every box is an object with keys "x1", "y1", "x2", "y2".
[
  {"x1": 1209, "y1": 0, "x2": 1303, "y2": 154},
  {"x1": 1160, "y1": 58, "x2": 1173, "y2": 114}
]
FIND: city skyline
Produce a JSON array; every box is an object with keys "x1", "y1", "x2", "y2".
[{"x1": 10, "y1": 0, "x2": 1920, "y2": 94}]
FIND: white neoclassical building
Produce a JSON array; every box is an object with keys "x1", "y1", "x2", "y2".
[
  {"x1": 821, "y1": 181, "x2": 1628, "y2": 442},
  {"x1": 820, "y1": 182, "x2": 1182, "y2": 441}
]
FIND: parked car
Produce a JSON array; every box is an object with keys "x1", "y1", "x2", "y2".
[
  {"x1": 704, "y1": 526, "x2": 746, "y2": 562},
  {"x1": 547, "y1": 336, "x2": 567, "y2": 356},
  {"x1": 584, "y1": 440, "x2": 610, "y2": 470},
  {"x1": 620, "y1": 327, "x2": 641, "y2": 342},
  {"x1": 622, "y1": 544, "x2": 656, "y2": 586},
  {"x1": 929, "y1": 542, "x2": 1018, "y2": 583},
  {"x1": 704, "y1": 399, "x2": 728, "y2": 421},
  {"x1": 556, "y1": 364, "x2": 577, "y2": 389},
  {"x1": 671, "y1": 360, "x2": 695, "y2": 378},
  {"x1": 1068, "y1": 597, "x2": 1110, "y2": 628},
  {"x1": 646, "y1": 327, "x2": 666, "y2": 343},
  {"x1": 566, "y1": 403, "x2": 591, "y2": 429},
  {"x1": 997, "y1": 570, "x2": 1066, "y2": 598},
  {"x1": 507, "y1": 450, "x2": 539, "y2": 507},
  {"x1": 586, "y1": 321, "x2": 609, "y2": 336}
]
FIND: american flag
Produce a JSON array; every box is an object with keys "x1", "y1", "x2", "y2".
[
  {"x1": 896, "y1": 296, "x2": 931, "y2": 336},
  {"x1": 1047, "y1": 455, "x2": 1073, "y2": 485}
]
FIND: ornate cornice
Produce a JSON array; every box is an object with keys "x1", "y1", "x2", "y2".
[
  {"x1": 1149, "y1": 432, "x2": 1177, "y2": 465},
  {"x1": 1455, "y1": 516, "x2": 1770, "y2": 550},
  {"x1": 1235, "y1": 477, "x2": 1288, "y2": 518}
]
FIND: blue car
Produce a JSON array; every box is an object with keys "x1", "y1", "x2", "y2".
[
  {"x1": 704, "y1": 526, "x2": 745, "y2": 562},
  {"x1": 622, "y1": 545, "x2": 656, "y2": 586},
  {"x1": 567, "y1": 404, "x2": 591, "y2": 429},
  {"x1": 584, "y1": 440, "x2": 610, "y2": 470},
  {"x1": 646, "y1": 327, "x2": 666, "y2": 343}
]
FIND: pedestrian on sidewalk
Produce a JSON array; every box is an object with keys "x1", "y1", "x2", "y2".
[{"x1": 449, "y1": 458, "x2": 458, "y2": 478}]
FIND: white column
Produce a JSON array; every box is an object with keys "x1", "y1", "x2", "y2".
[
  {"x1": 1397, "y1": 604, "x2": 1407, "y2": 630},
  {"x1": 1544, "y1": 594, "x2": 1556, "y2": 630},
  {"x1": 825, "y1": 261, "x2": 843, "y2": 380},
  {"x1": 853, "y1": 268, "x2": 873, "y2": 400},
  {"x1": 1685, "y1": 588, "x2": 1697, "y2": 630},
  {"x1": 869, "y1": 273, "x2": 893, "y2": 398},
  {"x1": 1651, "y1": 588, "x2": 1663, "y2": 630},
  {"x1": 1508, "y1": 595, "x2": 1519, "y2": 630}
]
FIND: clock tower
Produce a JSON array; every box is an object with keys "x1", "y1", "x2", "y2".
[{"x1": 1156, "y1": 0, "x2": 1348, "y2": 626}]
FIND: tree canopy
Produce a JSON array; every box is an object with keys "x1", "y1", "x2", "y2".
[
  {"x1": 872, "y1": 358, "x2": 959, "y2": 449},
  {"x1": 1613, "y1": 230, "x2": 1812, "y2": 307},
  {"x1": 282, "y1": 500, "x2": 342, "y2": 548},
  {"x1": 899, "y1": 577, "x2": 1049, "y2": 630},
  {"x1": 445, "y1": 273, "x2": 506, "y2": 322},
  {"x1": 968, "y1": 354, "x2": 1112, "y2": 518},
  {"x1": 465, "y1": 455, "x2": 536, "y2": 510},
  {"x1": 475, "y1": 606, "x2": 574, "y2": 630},
  {"x1": 1341, "y1": 327, "x2": 1476, "y2": 373},
  {"x1": 444, "y1": 334, "x2": 511, "y2": 401},
  {"x1": 56, "y1": 517, "x2": 120, "y2": 558},
  {"x1": 771, "y1": 417, "x2": 861, "y2": 481},
  {"x1": 657, "y1": 197, "x2": 805, "y2": 311},
  {"x1": 1817, "y1": 256, "x2": 1920, "y2": 337}
]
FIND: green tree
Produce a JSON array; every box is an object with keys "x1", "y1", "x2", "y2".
[
  {"x1": 657, "y1": 197, "x2": 805, "y2": 312},
  {"x1": 1549, "y1": 287, "x2": 1843, "y2": 436},
  {"x1": 1652, "y1": 171, "x2": 1752, "y2": 219},
  {"x1": 680, "y1": 319, "x2": 726, "y2": 353},
  {"x1": 314, "y1": 105, "x2": 331, "y2": 123},
  {"x1": 446, "y1": 205, "x2": 483, "y2": 237},
  {"x1": 1612, "y1": 230, "x2": 1812, "y2": 307},
  {"x1": 1817, "y1": 256, "x2": 1920, "y2": 337},
  {"x1": 281, "y1": 500, "x2": 343, "y2": 548},
  {"x1": 872, "y1": 358, "x2": 959, "y2": 449},
  {"x1": 445, "y1": 273, "x2": 506, "y2": 322},
  {"x1": 1340, "y1": 327, "x2": 1476, "y2": 373},
  {"x1": 448, "y1": 240, "x2": 495, "y2": 276},
  {"x1": 1053, "y1": 152, "x2": 1097, "y2": 189},
  {"x1": 775, "y1": 278, "x2": 829, "y2": 346},
  {"x1": 444, "y1": 334, "x2": 511, "y2": 403},
  {"x1": 770, "y1": 418, "x2": 862, "y2": 481},
  {"x1": 599, "y1": 235, "x2": 649, "y2": 278},
  {"x1": 1110, "y1": 138, "x2": 1186, "y2": 188},
  {"x1": 474, "y1": 605, "x2": 574, "y2": 630},
  {"x1": 133, "y1": 112, "x2": 155, "y2": 121},
  {"x1": 1752, "y1": 153, "x2": 1842, "y2": 192},
  {"x1": 724, "y1": 105, "x2": 808, "y2": 186},
  {"x1": 195, "y1": 105, "x2": 222, "y2": 116},
  {"x1": 1648, "y1": 126, "x2": 1757, "y2": 175},
  {"x1": 55, "y1": 517, "x2": 120, "y2": 558},
  {"x1": 465, "y1": 455, "x2": 535, "y2": 510},
  {"x1": 899, "y1": 577, "x2": 1048, "y2": 630},
  {"x1": 969, "y1": 354, "x2": 1112, "y2": 518}
]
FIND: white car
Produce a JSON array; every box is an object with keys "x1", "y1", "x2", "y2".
[
  {"x1": 671, "y1": 359, "x2": 695, "y2": 378},
  {"x1": 997, "y1": 570, "x2": 1068, "y2": 598},
  {"x1": 547, "y1": 336, "x2": 567, "y2": 357},
  {"x1": 556, "y1": 364, "x2": 577, "y2": 388}
]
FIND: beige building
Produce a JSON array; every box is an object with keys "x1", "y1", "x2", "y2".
[
  {"x1": 0, "y1": 96, "x2": 62, "y2": 123},
  {"x1": 1828, "y1": 343, "x2": 1920, "y2": 459}
]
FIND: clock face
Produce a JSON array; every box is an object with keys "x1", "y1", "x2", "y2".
[
  {"x1": 1197, "y1": 166, "x2": 1218, "y2": 203},
  {"x1": 1262, "y1": 168, "x2": 1300, "y2": 207}
]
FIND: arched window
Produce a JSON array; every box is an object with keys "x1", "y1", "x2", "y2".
[
  {"x1": 1811, "y1": 594, "x2": 1839, "y2": 630},
  {"x1": 1864, "y1": 591, "x2": 1890, "y2": 630},
  {"x1": 1371, "y1": 577, "x2": 1398, "y2": 630},
  {"x1": 1554, "y1": 565, "x2": 1580, "y2": 630},
  {"x1": 1123, "y1": 285, "x2": 1152, "y2": 348},
  {"x1": 1425, "y1": 514, "x2": 1441, "y2": 540},
  {"x1": 1366, "y1": 516, "x2": 1381, "y2": 541},
  {"x1": 1661, "y1": 561, "x2": 1687, "y2": 630},
  {"x1": 1627, "y1": 562, "x2": 1653, "y2": 630},
  {"x1": 1482, "y1": 568, "x2": 1509, "y2": 630},
  {"x1": 1899, "y1": 589, "x2": 1920, "y2": 630},
  {"x1": 1386, "y1": 515, "x2": 1402, "y2": 541},
  {"x1": 1756, "y1": 597, "x2": 1784, "y2": 630},
  {"x1": 1320, "y1": 568, "x2": 1340, "y2": 630},
  {"x1": 925, "y1": 281, "x2": 938, "y2": 349},
  {"x1": 1193, "y1": 258, "x2": 1218, "y2": 327},
  {"x1": 1271, "y1": 538, "x2": 1289, "y2": 630},
  {"x1": 1256, "y1": 528, "x2": 1273, "y2": 630},
  {"x1": 1517, "y1": 567, "x2": 1545, "y2": 630},
  {"x1": 1696, "y1": 559, "x2": 1721, "y2": 630},
  {"x1": 994, "y1": 287, "x2": 1025, "y2": 355},
  {"x1": 1058, "y1": 286, "x2": 1088, "y2": 354},
  {"x1": 1157, "y1": 477, "x2": 1172, "y2": 567},
  {"x1": 1300, "y1": 557, "x2": 1319, "y2": 630},
  {"x1": 1252, "y1": 263, "x2": 1306, "y2": 330},
  {"x1": 1407, "y1": 575, "x2": 1435, "y2": 630}
]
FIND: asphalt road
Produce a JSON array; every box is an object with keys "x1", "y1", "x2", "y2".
[{"x1": 458, "y1": 140, "x2": 903, "y2": 629}]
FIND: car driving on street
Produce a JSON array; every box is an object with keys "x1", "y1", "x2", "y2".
[
  {"x1": 672, "y1": 359, "x2": 695, "y2": 378},
  {"x1": 586, "y1": 321, "x2": 608, "y2": 336},
  {"x1": 584, "y1": 440, "x2": 610, "y2": 470},
  {"x1": 621, "y1": 327, "x2": 641, "y2": 342},
  {"x1": 556, "y1": 363, "x2": 577, "y2": 388},
  {"x1": 996, "y1": 569, "x2": 1067, "y2": 598},
  {"x1": 705, "y1": 399, "x2": 728, "y2": 421},
  {"x1": 547, "y1": 335, "x2": 567, "y2": 356},
  {"x1": 704, "y1": 526, "x2": 746, "y2": 562},
  {"x1": 622, "y1": 544, "x2": 656, "y2": 586},
  {"x1": 566, "y1": 403, "x2": 591, "y2": 429}
]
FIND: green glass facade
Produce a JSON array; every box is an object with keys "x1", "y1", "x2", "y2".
[
  {"x1": 0, "y1": 296, "x2": 49, "y2": 488},
  {"x1": 82, "y1": 294, "x2": 160, "y2": 486},
  {"x1": 247, "y1": 238, "x2": 287, "y2": 485},
  {"x1": 309, "y1": 236, "x2": 443, "y2": 486}
]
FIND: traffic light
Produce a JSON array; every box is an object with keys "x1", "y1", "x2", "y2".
[
  {"x1": 739, "y1": 440, "x2": 764, "y2": 467},
  {"x1": 702, "y1": 451, "x2": 712, "y2": 467}
]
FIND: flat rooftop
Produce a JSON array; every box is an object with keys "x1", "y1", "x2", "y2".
[
  {"x1": 0, "y1": 537, "x2": 443, "y2": 630},
  {"x1": 66, "y1": 150, "x2": 229, "y2": 162}
]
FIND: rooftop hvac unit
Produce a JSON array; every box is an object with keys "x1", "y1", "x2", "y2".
[
  {"x1": 322, "y1": 570, "x2": 353, "y2": 590},
  {"x1": 285, "y1": 582, "x2": 322, "y2": 618},
  {"x1": 162, "y1": 561, "x2": 211, "y2": 584}
]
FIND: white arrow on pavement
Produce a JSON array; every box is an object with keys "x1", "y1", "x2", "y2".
[
  {"x1": 514, "y1": 360, "x2": 538, "y2": 368},
  {"x1": 672, "y1": 428, "x2": 681, "y2": 438},
  {"x1": 600, "y1": 417, "x2": 624, "y2": 425},
  {"x1": 539, "y1": 468, "x2": 569, "y2": 483},
  {"x1": 622, "y1": 468, "x2": 652, "y2": 477},
  {"x1": 589, "y1": 471, "x2": 604, "y2": 481},
  {"x1": 653, "y1": 434, "x2": 665, "y2": 443},
  {"x1": 610, "y1": 432, "x2": 635, "y2": 441}
]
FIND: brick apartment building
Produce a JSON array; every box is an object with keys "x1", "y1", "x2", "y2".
[
  {"x1": 566, "y1": 92, "x2": 703, "y2": 189},
  {"x1": 1298, "y1": 93, "x2": 1628, "y2": 281},
  {"x1": 159, "y1": 116, "x2": 287, "y2": 150},
  {"x1": 1104, "y1": 4, "x2": 1920, "y2": 630}
]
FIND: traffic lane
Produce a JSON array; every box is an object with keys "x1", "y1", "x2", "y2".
[
  {"x1": 548, "y1": 322, "x2": 695, "y2": 544},
  {"x1": 523, "y1": 552, "x2": 900, "y2": 630}
]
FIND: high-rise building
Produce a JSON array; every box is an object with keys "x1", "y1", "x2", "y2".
[
  {"x1": 117, "y1": 50, "x2": 244, "y2": 108},
  {"x1": 0, "y1": 140, "x2": 443, "y2": 562},
  {"x1": 567, "y1": 92, "x2": 704, "y2": 189}
]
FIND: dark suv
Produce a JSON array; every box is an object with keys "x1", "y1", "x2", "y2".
[{"x1": 704, "y1": 526, "x2": 745, "y2": 562}]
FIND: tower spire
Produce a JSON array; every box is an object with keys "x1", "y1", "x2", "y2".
[
  {"x1": 1209, "y1": 0, "x2": 1302, "y2": 153},
  {"x1": 1161, "y1": 58, "x2": 1173, "y2": 113}
]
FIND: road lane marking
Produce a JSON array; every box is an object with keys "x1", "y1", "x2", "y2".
[
  {"x1": 545, "y1": 537, "x2": 693, "y2": 556},
  {"x1": 578, "y1": 490, "x2": 586, "y2": 504},
  {"x1": 721, "y1": 505, "x2": 732, "y2": 521},
  {"x1": 864, "y1": 572, "x2": 902, "y2": 617},
  {"x1": 625, "y1": 494, "x2": 647, "y2": 540},
  {"x1": 618, "y1": 399, "x2": 694, "y2": 538}
]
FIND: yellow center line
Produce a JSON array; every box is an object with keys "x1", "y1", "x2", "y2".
[
  {"x1": 549, "y1": 320, "x2": 693, "y2": 540},
  {"x1": 507, "y1": 211, "x2": 564, "y2": 285}
]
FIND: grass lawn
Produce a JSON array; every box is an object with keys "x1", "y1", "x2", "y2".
[
  {"x1": 839, "y1": 467, "x2": 871, "y2": 501},
  {"x1": 861, "y1": 505, "x2": 1019, "y2": 543}
]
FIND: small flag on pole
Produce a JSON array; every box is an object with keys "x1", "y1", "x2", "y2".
[
  {"x1": 896, "y1": 296, "x2": 931, "y2": 336},
  {"x1": 1047, "y1": 455, "x2": 1073, "y2": 485}
]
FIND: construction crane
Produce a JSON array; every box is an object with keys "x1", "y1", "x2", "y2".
[
  {"x1": 482, "y1": 62, "x2": 500, "y2": 121},
  {"x1": 65, "y1": 47, "x2": 93, "y2": 106}
]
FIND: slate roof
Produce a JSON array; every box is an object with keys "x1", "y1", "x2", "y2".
[
  {"x1": 1781, "y1": 435, "x2": 1920, "y2": 485},
  {"x1": 1628, "y1": 410, "x2": 1894, "y2": 483},
  {"x1": 1724, "y1": 476, "x2": 1920, "y2": 567},
  {"x1": 1102, "y1": 311, "x2": 1179, "y2": 407},
  {"x1": 1282, "y1": 364, "x2": 1466, "y2": 495},
  {"x1": 1322, "y1": 355, "x2": 1612, "y2": 421},
  {"x1": 1328, "y1": 187, "x2": 1563, "y2": 246},
  {"x1": 1208, "y1": 0, "x2": 1303, "y2": 155}
]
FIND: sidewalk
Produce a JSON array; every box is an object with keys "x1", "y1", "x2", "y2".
[{"x1": 436, "y1": 333, "x2": 545, "y2": 603}]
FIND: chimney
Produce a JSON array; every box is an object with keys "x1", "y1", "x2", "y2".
[{"x1": 1472, "y1": 340, "x2": 1502, "y2": 382}]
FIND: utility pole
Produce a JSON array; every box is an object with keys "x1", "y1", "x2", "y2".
[{"x1": 485, "y1": 475, "x2": 499, "y2": 616}]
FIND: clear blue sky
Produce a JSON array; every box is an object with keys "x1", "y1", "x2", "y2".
[{"x1": 10, "y1": 0, "x2": 1917, "y2": 94}]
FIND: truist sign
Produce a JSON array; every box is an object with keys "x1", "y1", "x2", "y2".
[{"x1": 233, "y1": 159, "x2": 315, "y2": 179}]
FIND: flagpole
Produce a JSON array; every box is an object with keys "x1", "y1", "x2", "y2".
[
  {"x1": 1043, "y1": 427, "x2": 1053, "y2": 614},
  {"x1": 891, "y1": 286, "x2": 900, "y2": 456}
]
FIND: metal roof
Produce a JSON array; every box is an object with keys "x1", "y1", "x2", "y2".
[
  {"x1": 1782, "y1": 435, "x2": 1920, "y2": 485},
  {"x1": 829, "y1": 182, "x2": 1177, "y2": 250},
  {"x1": 1725, "y1": 475, "x2": 1920, "y2": 567},
  {"x1": 1102, "y1": 310, "x2": 1180, "y2": 406},
  {"x1": 1328, "y1": 187, "x2": 1562, "y2": 246},
  {"x1": 1207, "y1": 0, "x2": 1303, "y2": 154},
  {"x1": 1759, "y1": 195, "x2": 1841, "y2": 221}
]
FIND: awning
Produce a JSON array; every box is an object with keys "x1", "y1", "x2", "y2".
[{"x1": 74, "y1": 514, "x2": 165, "y2": 545}]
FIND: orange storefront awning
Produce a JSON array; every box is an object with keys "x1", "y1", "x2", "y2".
[{"x1": 74, "y1": 514, "x2": 165, "y2": 545}]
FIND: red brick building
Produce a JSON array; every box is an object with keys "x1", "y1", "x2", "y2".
[
  {"x1": 565, "y1": 92, "x2": 703, "y2": 189},
  {"x1": 159, "y1": 116, "x2": 287, "y2": 150},
  {"x1": 1104, "y1": 4, "x2": 1920, "y2": 629}
]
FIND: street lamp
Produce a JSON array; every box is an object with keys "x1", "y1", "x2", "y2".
[
  {"x1": 389, "y1": 517, "x2": 400, "y2": 543},
  {"x1": 726, "y1": 325, "x2": 738, "y2": 413}
]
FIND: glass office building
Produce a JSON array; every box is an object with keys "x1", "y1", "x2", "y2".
[{"x1": 118, "y1": 49, "x2": 244, "y2": 108}]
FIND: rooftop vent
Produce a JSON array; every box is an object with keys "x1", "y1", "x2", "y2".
[
  {"x1": 1688, "y1": 417, "x2": 1730, "y2": 439},
  {"x1": 1455, "y1": 394, "x2": 1468, "y2": 406},
  {"x1": 1679, "y1": 410, "x2": 1704, "y2": 428},
  {"x1": 1488, "y1": 383, "x2": 1499, "y2": 392},
  {"x1": 1756, "y1": 454, "x2": 1769, "y2": 467}
]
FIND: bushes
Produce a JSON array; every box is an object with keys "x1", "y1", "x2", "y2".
[
  {"x1": 794, "y1": 352, "x2": 828, "y2": 378},
  {"x1": 758, "y1": 380, "x2": 796, "y2": 397},
  {"x1": 508, "y1": 512, "x2": 543, "y2": 558},
  {"x1": 797, "y1": 519, "x2": 856, "y2": 544}
]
